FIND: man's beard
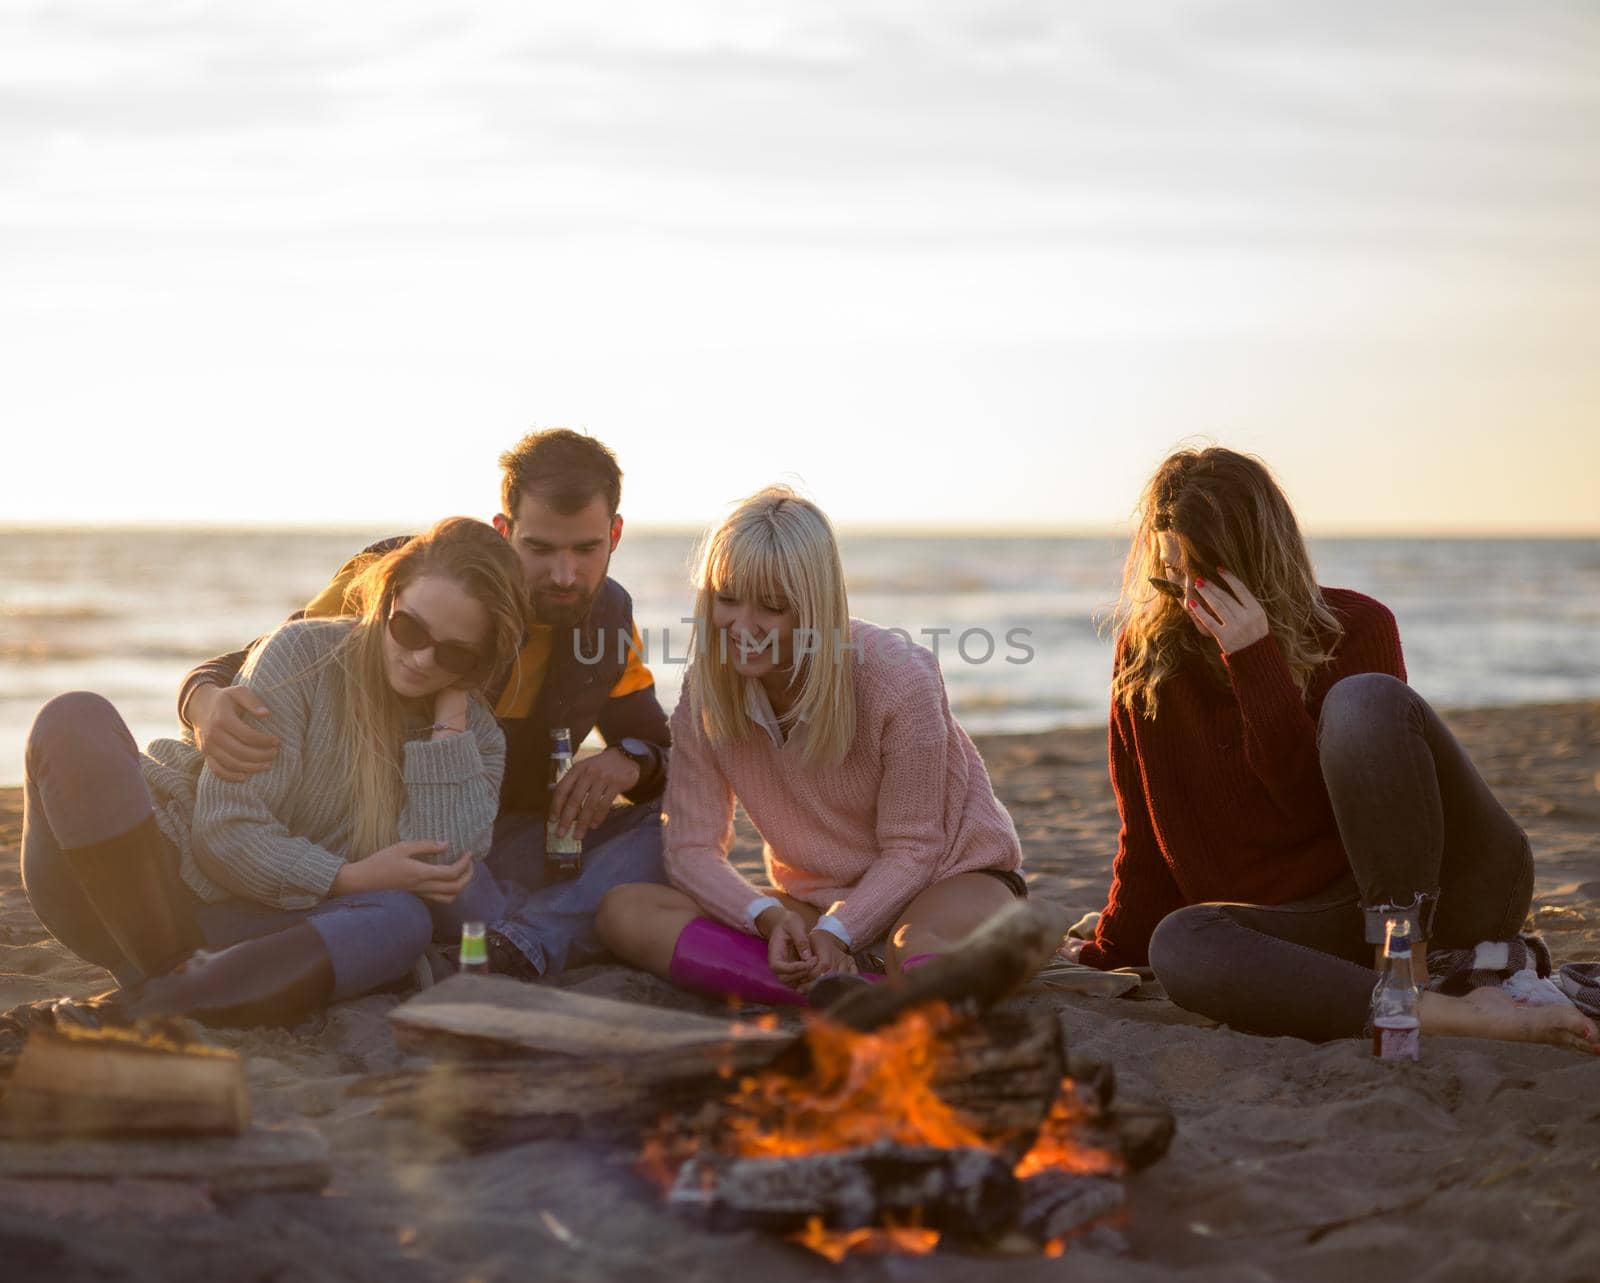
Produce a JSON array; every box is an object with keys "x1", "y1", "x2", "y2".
[{"x1": 531, "y1": 585, "x2": 599, "y2": 628}]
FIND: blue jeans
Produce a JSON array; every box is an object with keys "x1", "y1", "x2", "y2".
[
  {"x1": 21, "y1": 691, "x2": 433, "y2": 1002},
  {"x1": 430, "y1": 798, "x2": 666, "y2": 977},
  {"x1": 1148, "y1": 675, "x2": 1533, "y2": 1041}
]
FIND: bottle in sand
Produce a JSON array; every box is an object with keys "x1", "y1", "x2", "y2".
[
  {"x1": 459, "y1": 921, "x2": 489, "y2": 976},
  {"x1": 1371, "y1": 916, "x2": 1421, "y2": 1061},
  {"x1": 545, "y1": 727, "x2": 583, "y2": 879}
]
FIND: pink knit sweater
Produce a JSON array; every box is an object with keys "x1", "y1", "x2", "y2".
[{"x1": 663, "y1": 620, "x2": 1023, "y2": 946}]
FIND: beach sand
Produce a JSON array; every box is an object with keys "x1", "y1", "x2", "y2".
[{"x1": 1, "y1": 701, "x2": 1597, "y2": 1282}]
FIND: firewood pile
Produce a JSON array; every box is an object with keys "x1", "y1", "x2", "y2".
[{"x1": 363, "y1": 902, "x2": 1174, "y2": 1260}]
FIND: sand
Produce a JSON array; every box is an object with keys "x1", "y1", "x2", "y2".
[{"x1": 1, "y1": 700, "x2": 1598, "y2": 1282}]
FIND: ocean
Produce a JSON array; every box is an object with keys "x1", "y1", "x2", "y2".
[{"x1": 1, "y1": 528, "x2": 1597, "y2": 787}]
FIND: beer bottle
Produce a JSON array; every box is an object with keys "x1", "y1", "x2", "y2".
[
  {"x1": 459, "y1": 921, "x2": 489, "y2": 977},
  {"x1": 545, "y1": 727, "x2": 583, "y2": 879},
  {"x1": 1371, "y1": 917, "x2": 1421, "y2": 1061}
]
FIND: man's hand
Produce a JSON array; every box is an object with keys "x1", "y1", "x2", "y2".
[
  {"x1": 190, "y1": 684, "x2": 280, "y2": 782},
  {"x1": 549, "y1": 748, "x2": 642, "y2": 841},
  {"x1": 1188, "y1": 568, "x2": 1270, "y2": 655},
  {"x1": 756, "y1": 905, "x2": 816, "y2": 989},
  {"x1": 332, "y1": 842, "x2": 474, "y2": 904}
]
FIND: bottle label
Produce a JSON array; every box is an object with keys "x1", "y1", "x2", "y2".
[
  {"x1": 1373, "y1": 1017, "x2": 1420, "y2": 1061},
  {"x1": 547, "y1": 737, "x2": 583, "y2": 858}
]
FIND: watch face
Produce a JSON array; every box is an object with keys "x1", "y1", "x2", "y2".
[{"x1": 619, "y1": 737, "x2": 649, "y2": 761}]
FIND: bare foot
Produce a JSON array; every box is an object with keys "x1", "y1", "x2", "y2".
[{"x1": 1422, "y1": 987, "x2": 1600, "y2": 1053}]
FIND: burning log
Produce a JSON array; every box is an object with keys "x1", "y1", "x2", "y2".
[
  {"x1": 923, "y1": 1010, "x2": 1066, "y2": 1158},
  {"x1": 1099, "y1": 1097, "x2": 1176, "y2": 1172},
  {"x1": 1017, "y1": 1172, "x2": 1126, "y2": 1242},
  {"x1": 824, "y1": 900, "x2": 1071, "y2": 1032},
  {"x1": 670, "y1": 1143, "x2": 1020, "y2": 1240}
]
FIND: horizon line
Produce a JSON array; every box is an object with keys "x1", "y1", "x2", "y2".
[{"x1": 2, "y1": 520, "x2": 1597, "y2": 540}]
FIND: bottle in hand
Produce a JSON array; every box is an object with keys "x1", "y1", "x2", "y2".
[
  {"x1": 1371, "y1": 917, "x2": 1421, "y2": 1061},
  {"x1": 545, "y1": 727, "x2": 583, "y2": 880}
]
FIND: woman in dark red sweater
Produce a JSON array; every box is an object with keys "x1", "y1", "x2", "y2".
[{"x1": 1067, "y1": 447, "x2": 1596, "y2": 1051}]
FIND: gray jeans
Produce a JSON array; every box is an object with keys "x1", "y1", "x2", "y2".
[{"x1": 1147, "y1": 673, "x2": 1534, "y2": 1041}]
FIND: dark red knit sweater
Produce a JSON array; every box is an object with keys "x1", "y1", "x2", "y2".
[{"x1": 1080, "y1": 588, "x2": 1405, "y2": 970}]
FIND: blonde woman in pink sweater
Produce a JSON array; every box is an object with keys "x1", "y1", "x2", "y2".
[{"x1": 596, "y1": 487, "x2": 1024, "y2": 1006}]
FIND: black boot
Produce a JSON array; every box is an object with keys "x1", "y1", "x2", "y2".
[
  {"x1": 61, "y1": 815, "x2": 198, "y2": 978},
  {"x1": 116, "y1": 923, "x2": 336, "y2": 1029}
]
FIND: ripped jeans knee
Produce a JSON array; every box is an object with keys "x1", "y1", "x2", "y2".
[{"x1": 1361, "y1": 890, "x2": 1439, "y2": 946}]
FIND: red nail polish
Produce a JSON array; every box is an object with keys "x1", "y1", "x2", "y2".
[{"x1": 1195, "y1": 577, "x2": 1206, "y2": 587}]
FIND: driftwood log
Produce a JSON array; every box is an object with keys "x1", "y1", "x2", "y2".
[
  {"x1": 825, "y1": 900, "x2": 1072, "y2": 1032},
  {"x1": 387, "y1": 975, "x2": 792, "y2": 1071},
  {"x1": 670, "y1": 1143, "x2": 1021, "y2": 1239},
  {"x1": 0, "y1": 1125, "x2": 330, "y2": 1197},
  {"x1": 0, "y1": 1023, "x2": 248, "y2": 1139}
]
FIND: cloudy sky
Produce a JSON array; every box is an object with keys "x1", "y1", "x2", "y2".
[{"x1": 4, "y1": 1, "x2": 1597, "y2": 531}]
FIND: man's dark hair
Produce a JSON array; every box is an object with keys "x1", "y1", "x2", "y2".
[{"x1": 498, "y1": 429, "x2": 623, "y2": 519}]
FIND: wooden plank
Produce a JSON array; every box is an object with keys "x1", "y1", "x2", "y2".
[
  {"x1": 387, "y1": 974, "x2": 794, "y2": 1070},
  {"x1": 0, "y1": 1125, "x2": 330, "y2": 1196},
  {"x1": 352, "y1": 1060, "x2": 733, "y2": 1148},
  {"x1": 0, "y1": 1024, "x2": 248, "y2": 1139}
]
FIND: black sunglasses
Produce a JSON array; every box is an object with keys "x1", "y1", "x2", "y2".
[{"x1": 387, "y1": 607, "x2": 487, "y2": 678}]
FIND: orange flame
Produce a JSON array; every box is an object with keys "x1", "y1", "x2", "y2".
[
  {"x1": 793, "y1": 1216, "x2": 941, "y2": 1264},
  {"x1": 724, "y1": 1004, "x2": 988, "y2": 1159},
  {"x1": 1013, "y1": 1082, "x2": 1124, "y2": 1181}
]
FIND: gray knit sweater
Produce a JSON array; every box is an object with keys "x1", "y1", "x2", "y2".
[{"x1": 141, "y1": 618, "x2": 505, "y2": 911}]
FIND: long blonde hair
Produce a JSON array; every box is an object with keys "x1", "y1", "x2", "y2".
[
  {"x1": 1110, "y1": 447, "x2": 1343, "y2": 718},
  {"x1": 688, "y1": 486, "x2": 855, "y2": 769},
  {"x1": 332, "y1": 518, "x2": 528, "y2": 857}
]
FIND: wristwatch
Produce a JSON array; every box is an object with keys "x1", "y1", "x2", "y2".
[{"x1": 611, "y1": 737, "x2": 653, "y2": 775}]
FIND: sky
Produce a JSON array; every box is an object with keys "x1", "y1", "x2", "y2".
[{"x1": 4, "y1": 0, "x2": 1598, "y2": 534}]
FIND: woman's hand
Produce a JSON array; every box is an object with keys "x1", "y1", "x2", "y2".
[
  {"x1": 432, "y1": 687, "x2": 471, "y2": 741},
  {"x1": 755, "y1": 905, "x2": 816, "y2": 989},
  {"x1": 332, "y1": 841, "x2": 475, "y2": 904},
  {"x1": 1188, "y1": 568, "x2": 1270, "y2": 654},
  {"x1": 807, "y1": 928, "x2": 856, "y2": 979}
]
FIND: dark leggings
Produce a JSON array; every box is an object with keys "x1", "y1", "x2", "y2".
[{"x1": 1147, "y1": 674, "x2": 1533, "y2": 1041}]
